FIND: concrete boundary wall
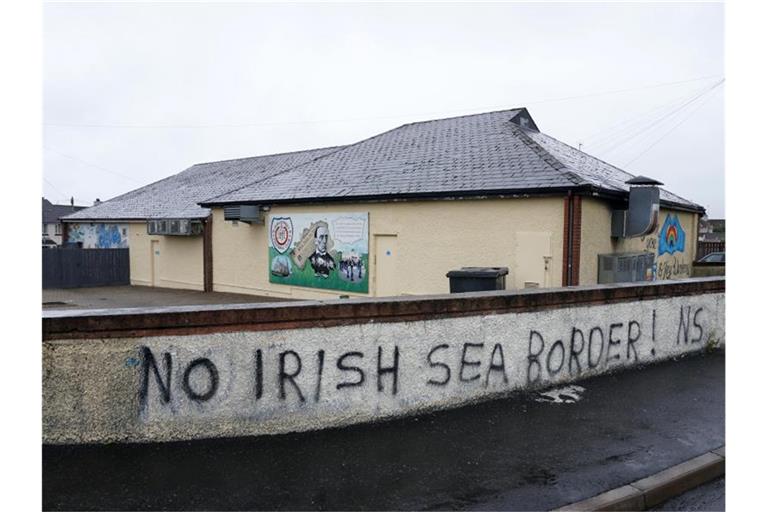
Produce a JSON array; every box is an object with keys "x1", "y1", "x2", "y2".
[{"x1": 43, "y1": 278, "x2": 724, "y2": 445}]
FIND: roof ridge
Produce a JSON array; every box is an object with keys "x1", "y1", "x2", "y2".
[
  {"x1": 509, "y1": 125, "x2": 585, "y2": 186},
  {"x1": 191, "y1": 145, "x2": 344, "y2": 167},
  {"x1": 200, "y1": 109, "x2": 531, "y2": 205},
  {"x1": 199, "y1": 118, "x2": 442, "y2": 205},
  {"x1": 199, "y1": 145, "x2": 351, "y2": 205},
  {"x1": 530, "y1": 131, "x2": 699, "y2": 206},
  {"x1": 398, "y1": 107, "x2": 525, "y2": 129},
  {"x1": 534, "y1": 130, "x2": 637, "y2": 180}
]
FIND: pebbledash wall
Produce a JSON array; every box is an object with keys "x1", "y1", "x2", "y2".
[{"x1": 42, "y1": 277, "x2": 724, "y2": 445}]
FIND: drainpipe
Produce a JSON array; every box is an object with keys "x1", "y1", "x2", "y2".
[
  {"x1": 562, "y1": 191, "x2": 582, "y2": 287},
  {"x1": 562, "y1": 192, "x2": 574, "y2": 286},
  {"x1": 203, "y1": 215, "x2": 213, "y2": 292}
]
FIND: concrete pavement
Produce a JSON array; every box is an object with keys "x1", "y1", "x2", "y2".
[
  {"x1": 43, "y1": 350, "x2": 724, "y2": 511},
  {"x1": 43, "y1": 285, "x2": 292, "y2": 310}
]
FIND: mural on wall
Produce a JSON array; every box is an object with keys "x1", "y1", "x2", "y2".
[
  {"x1": 655, "y1": 213, "x2": 690, "y2": 279},
  {"x1": 68, "y1": 223, "x2": 129, "y2": 249},
  {"x1": 658, "y1": 214, "x2": 686, "y2": 256},
  {"x1": 268, "y1": 213, "x2": 369, "y2": 293}
]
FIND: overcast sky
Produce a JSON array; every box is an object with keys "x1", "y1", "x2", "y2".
[{"x1": 43, "y1": 1, "x2": 724, "y2": 217}]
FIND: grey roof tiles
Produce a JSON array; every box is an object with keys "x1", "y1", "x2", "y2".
[
  {"x1": 63, "y1": 107, "x2": 703, "y2": 221},
  {"x1": 62, "y1": 146, "x2": 341, "y2": 221},
  {"x1": 205, "y1": 109, "x2": 701, "y2": 211},
  {"x1": 43, "y1": 198, "x2": 86, "y2": 224}
]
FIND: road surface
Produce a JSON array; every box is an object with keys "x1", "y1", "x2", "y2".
[{"x1": 43, "y1": 351, "x2": 724, "y2": 510}]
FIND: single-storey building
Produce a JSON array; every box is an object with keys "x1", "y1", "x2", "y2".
[
  {"x1": 64, "y1": 108, "x2": 704, "y2": 298},
  {"x1": 61, "y1": 147, "x2": 338, "y2": 290}
]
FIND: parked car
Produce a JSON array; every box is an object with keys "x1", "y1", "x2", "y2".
[
  {"x1": 42, "y1": 237, "x2": 58, "y2": 249},
  {"x1": 697, "y1": 251, "x2": 725, "y2": 264}
]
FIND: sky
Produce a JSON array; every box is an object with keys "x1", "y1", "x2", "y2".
[{"x1": 43, "y1": 1, "x2": 724, "y2": 217}]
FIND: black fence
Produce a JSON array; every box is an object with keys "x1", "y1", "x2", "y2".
[
  {"x1": 43, "y1": 248, "x2": 130, "y2": 289},
  {"x1": 696, "y1": 241, "x2": 725, "y2": 260}
]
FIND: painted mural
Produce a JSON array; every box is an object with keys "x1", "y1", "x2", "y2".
[
  {"x1": 268, "y1": 213, "x2": 369, "y2": 293},
  {"x1": 655, "y1": 213, "x2": 689, "y2": 280},
  {"x1": 658, "y1": 214, "x2": 686, "y2": 256},
  {"x1": 68, "y1": 223, "x2": 129, "y2": 249}
]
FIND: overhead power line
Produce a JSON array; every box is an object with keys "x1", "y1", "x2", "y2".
[
  {"x1": 43, "y1": 146, "x2": 142, "y2": 185},
  {"x1": 42, "y1": 177, "x2": 70, "y2": 204},
  {"x1": 591, "y1": 79, "x2": 724, "y2": 156},
  {"x1": 43, "y1": 74, "x2": 723, "y2": 129},
  {"x1": 622, "y1": 85, "x2": 723, "y2": 168},
  {"x1": 583, "y1": 79, "x2": 719, "y2": 149}
]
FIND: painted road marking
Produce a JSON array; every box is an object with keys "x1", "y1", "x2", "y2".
[{"x1": 535, "y1": 384, "x2": 585, "y2": 403}]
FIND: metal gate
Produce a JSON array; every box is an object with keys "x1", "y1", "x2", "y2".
[{"x1": 43, "y1": 248, "x2": 130, "y2": 289}]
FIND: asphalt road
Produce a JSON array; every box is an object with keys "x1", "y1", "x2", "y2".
[{"x1": 43, "y1": 351, "x2": 724, "y2": 511}]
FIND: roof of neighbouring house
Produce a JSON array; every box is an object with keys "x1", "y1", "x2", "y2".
[
  {"x1": 201, "y1": 108, "x2": 703, "y2": 212},
  {"x1": 42, "y1": 198, "x2": 87, "y2": 224},
  {"x1": 61, "y1": 146, "x2": 342, "y2": 221}
]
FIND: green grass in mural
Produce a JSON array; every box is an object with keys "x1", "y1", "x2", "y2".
[{"x1": 269, "y1": 248, "x2": 369, "y2": 293}]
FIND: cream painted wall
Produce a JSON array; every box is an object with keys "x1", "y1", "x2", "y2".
[
  {"x1": 129, "y1": 223, "x2": 204, "y2": 291},
  {"x1": 212, "y1": 198, "x2": 566, "y2": 299},
  {"x1": 579, "y1": 198, "x2": 700, "y2": 284}
]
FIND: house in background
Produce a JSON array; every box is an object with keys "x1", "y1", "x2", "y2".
[
  {"x1": 698, "y1": 217, "x2": 725, "y2": 242},
  {"x1": 42, "y1": 197, "x2": 86, "y2": 245}
]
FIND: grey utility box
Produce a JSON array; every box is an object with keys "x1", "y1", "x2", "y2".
[
  {"x1": 598, "y1": 252, "x2": 655, "y2": 284},
  {"x1": 446, "y1": 267, "x2": 509, "y2": 293}
]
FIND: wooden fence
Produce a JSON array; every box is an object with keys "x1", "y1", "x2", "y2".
[{"x1": 43, "y1": 248, "x2": 130, "y2": 289}]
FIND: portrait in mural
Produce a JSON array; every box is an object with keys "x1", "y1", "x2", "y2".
[
  {"x1": 658, "y1": 214, "x2": 686, "y2": 256},
  {"x1": 268, "y1": 213, "x2": 369, "y2": 293}
]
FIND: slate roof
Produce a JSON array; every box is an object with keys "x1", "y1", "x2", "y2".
[
  {"x1": 62, "y1": 146, "x2": 341, "y2": 221},
  {"x1": 43, "y1": 198, "x2": 86, "y2": 224},
  {"x1": 202, "y1": 109, "x2": 703, "y2": 212}
]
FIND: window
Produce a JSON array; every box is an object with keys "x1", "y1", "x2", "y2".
[{"x1": 55, "y1": 223, "x2": 62, "y2": 235}]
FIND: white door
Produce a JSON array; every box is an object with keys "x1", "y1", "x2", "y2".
[
  {"x1": 515, "y1": 232, "x2": 552, "y2": 288},
  {"x1": 374, "y1": 235, "x2": 398, "y2": 297}
]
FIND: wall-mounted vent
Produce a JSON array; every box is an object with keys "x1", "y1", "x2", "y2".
[
  {"x1": 223, "y1": 204, "x2": 264, "y2": 224},
  {"x1": 598, "y1": 252, "x2": 655, "y2": 284},
  {"x1": 611, "y1": 176, "x2": 662, "y2": 238}
]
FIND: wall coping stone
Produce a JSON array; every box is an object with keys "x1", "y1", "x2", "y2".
[{"x1": 43, "y1": 277, "x2": 725, "y2": 341}]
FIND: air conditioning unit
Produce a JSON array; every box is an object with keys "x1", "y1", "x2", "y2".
[
  {"x1": 147, "y1": 219, "x2": 203, "y2": 236},
  {"x1": 598, "y1": 252, "x2": 655, "y2": 284},
  {"x1": 223, "y1": 204, "x2": 264, "y2": 224}
]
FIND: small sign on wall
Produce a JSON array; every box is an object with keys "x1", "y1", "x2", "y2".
[{"x1": 268, "y1": 213, "x2": 369, "y2": 293}]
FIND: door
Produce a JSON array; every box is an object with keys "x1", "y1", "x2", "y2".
[
  {"x1": 374, "y1": 235, "x2": 398, "y2": 297},
  {"x1": 150, "y1": 240, "x2": 160, "y2": 287},
  {"x1": 515, "y1": 232, "x2": 552, "y2": 288}
]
